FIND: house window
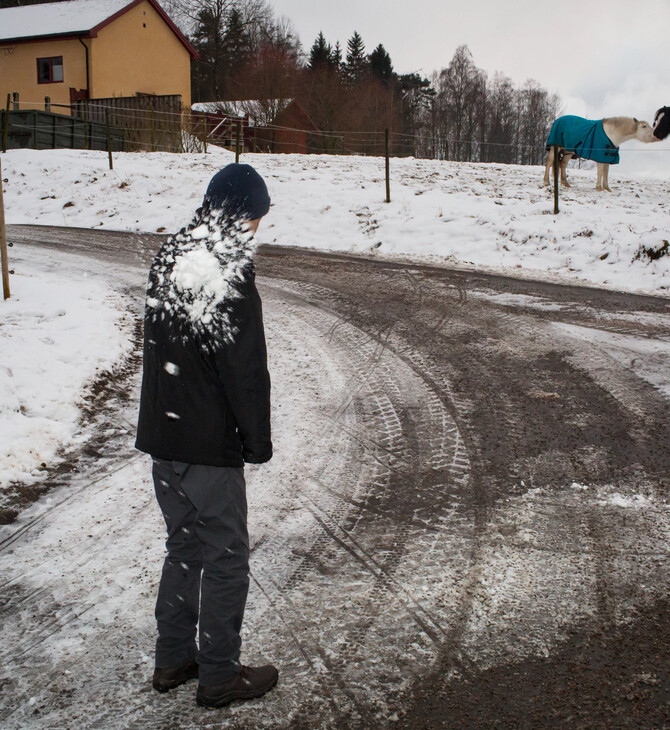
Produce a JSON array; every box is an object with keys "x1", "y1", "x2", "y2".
[{"x1": 37, "y1": 57, "x2": 64, "y2": 84}]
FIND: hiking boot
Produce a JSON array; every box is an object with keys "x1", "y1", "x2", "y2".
[
  {"x1": 196, "y1": 664, "x2": 279, "y2": 708},
  {"x1": 152, "y1": 660, "x2": 199, "y2": 692}
]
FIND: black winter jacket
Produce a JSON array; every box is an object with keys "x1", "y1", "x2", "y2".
[{"x1": 135, "y1": 213, "x2": 272, "y2": 467}]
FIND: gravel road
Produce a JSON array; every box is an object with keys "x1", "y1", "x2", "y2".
[{"x1": 2, "y1": 225, "x2": 669, "y2": 729}]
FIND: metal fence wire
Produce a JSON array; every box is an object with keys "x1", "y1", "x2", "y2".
[{"x1": 4, "y1": 98, "x2": 669, "y2": 161}]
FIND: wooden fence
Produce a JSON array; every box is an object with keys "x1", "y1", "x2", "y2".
[
  {"x1": 0, "y1": 109, "x2": 123, "y2": 152},
  {"x1": 71, "y1": 95, "x2": 183, "y2": 152}
]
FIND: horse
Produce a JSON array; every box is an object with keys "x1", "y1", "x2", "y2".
[{"x1": 543, "y1": 116, "x2": 657, "y2": 191}]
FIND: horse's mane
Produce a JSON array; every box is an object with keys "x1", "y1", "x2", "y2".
[{"x1": 602, "y1": 116, "x2": 637, "y2": 134}]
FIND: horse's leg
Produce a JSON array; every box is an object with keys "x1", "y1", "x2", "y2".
[
  {"x1": 543, "y1": 148, "x2": 553, "y2": 187},
  {"x1": 560, "y1": 151, "x2": 573, "y2": 187},
  {"x1": 603, "y1": 163, "x2": 611, "y2": 192},
  {"x1": 596, "y1": 163, "x2": 603, "y2": 190}
]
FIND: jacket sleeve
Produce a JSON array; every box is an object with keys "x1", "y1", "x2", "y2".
[{"x1": 216, "y1": 279, "x2": 272, "y2": 464}]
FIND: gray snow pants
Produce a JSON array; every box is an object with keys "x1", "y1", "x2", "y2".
[{"x1": 152, "y1": 458, "x2": 249, "y2": 686}]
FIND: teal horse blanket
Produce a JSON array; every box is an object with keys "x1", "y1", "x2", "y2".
[{"x1": 546, "y1": 115, "x2": 620, "y2": 164}]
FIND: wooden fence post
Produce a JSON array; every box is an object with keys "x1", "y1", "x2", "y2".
[
  {"x1": 83, "y1": 103, "x2": 89, "y2": 150},
  {"x1": 11, "y1": 92, "x2": 19, "y2": 111},
  {"x1": 2, "y1": 94, "x2": 10, "y2": 153},
  {"x1": 385, "y1": 128, "x2": 391, "y2": 203},
  {"x1": 0, "y1": 159, "x2": 11, "y2": 300},
  {"x1": 105, "y1": 109, "x2": 113, "y2": 170},
  {"x1": 235, "y1": 119, "x2": 242, "y2": 163},
  {"x1": 202, "y1": 117, "x2": 208, "y2": 154},
  {"x1": 553, "y1": 144, "x2": 560, "y2": 214}
]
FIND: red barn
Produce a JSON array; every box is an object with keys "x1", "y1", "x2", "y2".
[{"x1": 191, "y1": 98, "x2": 319, "y2": 154}]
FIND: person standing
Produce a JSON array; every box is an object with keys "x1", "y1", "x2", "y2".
[{"x1": 135, "y1": 163, "x2": 278, "y2": 709}]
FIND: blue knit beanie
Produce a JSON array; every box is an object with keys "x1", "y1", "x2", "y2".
[{"x1": 203, "y1": 163, "x2": 271, "y2": 220}]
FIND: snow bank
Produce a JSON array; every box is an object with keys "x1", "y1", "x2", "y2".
[
  {"x1": 0, "y1": 265, "x2": 132, "y2": 489},
  {"x1": 2, "y1": 147, "x2": 670, "y2": 295}
]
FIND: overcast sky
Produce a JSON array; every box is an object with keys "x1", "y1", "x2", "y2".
[{"x1": 270, "y1": 0, "x2": 670, "y2": 177}]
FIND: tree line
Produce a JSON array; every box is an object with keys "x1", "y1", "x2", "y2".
[
  {"x1": 163, "y1": 0, "x2": 561, "y2": 164},
  {"x1": 1, "y1": 0, "x2": 562, "y2": 164}
]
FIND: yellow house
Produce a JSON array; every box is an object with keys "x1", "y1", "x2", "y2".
[{"x1": 0, "y1": 0, "x2": 197, "y2": 114}]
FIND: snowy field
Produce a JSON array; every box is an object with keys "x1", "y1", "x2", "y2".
[
  {"x1": 0, "y1": 254, "x2": 133, "y2": 493},
  {"x1": 2, "y1": 146, "x2": 670, "y2": 296}
]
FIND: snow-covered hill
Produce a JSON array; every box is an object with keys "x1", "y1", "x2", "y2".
[{"x1": 2, "y1": 147, "x2": 670, "y2": 296}]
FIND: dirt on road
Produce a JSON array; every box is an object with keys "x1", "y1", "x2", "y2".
[{"x1": 2, "y1": 225, "x2": 669, "y2": 729}]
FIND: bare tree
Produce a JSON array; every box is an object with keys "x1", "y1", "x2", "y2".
[
  {"x1": 297, "y1": 68, "x2": 348, "y2": 151},
  {"x1": 168, "y1": 0, "x2": 277, "y2": 101},
  {"x1": 428, "y1": 68, "x2": 452, "y2": 160},
  {"x1": 235, "y1": 43, "x2": 300, "y2": 113},
  {"x1": 517, "y1": 80, "x2": 561, "y2": 165},
  {"x1": 438, "y1": 45, "x2": 485, "y2": 161},
  {"x1": 419, "y1": 46, "x2": 561, "y2": 165},
  {"x1": 484, "y1": 73, "x2": 517, "y2": 163},
  {"x1": 167, "y1": 0, "x2": 270, "y2": 30}
]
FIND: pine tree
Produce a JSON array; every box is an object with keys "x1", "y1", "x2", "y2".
[
  {"x1": 345, "y1": 31, "x2": 368, "y2": 83},
  {"x1": 191, "y1": 6, "x2": 226, "y2": 100},
  {"x1": 368, "y1": 44, "x2": 394, "y2": 84},
  {"x1": 224, "y1": 8, "x2": 251, "y2": 70},
  {"x1": 308, "y1": 32, "x2": 332, "y2": 71},
  {"x1": 332, "y1": 41, "x2": 343, "y2": 72},
  {"x1": 223, "y1": 7, "x2": 252, "y2": 98},
  {"x1": 398, "y1": 71, "x2": 435, "y2": 144}
]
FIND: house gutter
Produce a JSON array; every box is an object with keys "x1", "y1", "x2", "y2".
[{"x1": 78, "y1": 38, "x2": 90, "y2": 96}]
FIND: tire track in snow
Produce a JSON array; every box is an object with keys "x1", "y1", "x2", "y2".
[
  {"x1": 259, "y1": 251, "x2": 670, "y2": 729},
  {"x1": 245, "y1": 280, "x2": 477, "y2": 724}
]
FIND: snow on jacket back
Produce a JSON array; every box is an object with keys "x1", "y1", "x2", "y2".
[{"x1": 135, "y1": 205, "x2": 272, "y2": 467}]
